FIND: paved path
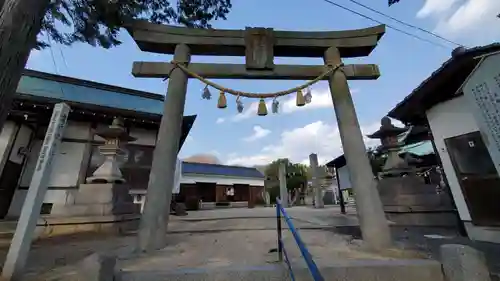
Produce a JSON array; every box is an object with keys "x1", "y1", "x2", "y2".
[
  {"x1": 0, "y1": 206, "x2": 368, "y2": 280},
  {"x1": 7, "y1": 206, "x2": 497, "y2": 280}
]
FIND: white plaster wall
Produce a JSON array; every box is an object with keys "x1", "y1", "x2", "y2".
[
  {"x1": 130, "y1": 174, "x2": 265, "y2": 194},
  {"x1": 63, "y1": 121, "x2": 92, "y2": 140},
  {"x1": 7, "y1": 189, "x2": 72, "y2": 218},
  {"x1": 19, "y1": 140, "x2": 86, "y2": 188},
  {"x1": 0, "y1": 122, "x2": 18, "y2": 174},
  {"x1": 181, "y1": 174, "x2": 264, "y2": 186},
  {"x1": 337, "y1": 166, "x2": 351, "y2": 190},
  {"x1": 426, "y1": 95, "x2": 478, "y2": 221}
]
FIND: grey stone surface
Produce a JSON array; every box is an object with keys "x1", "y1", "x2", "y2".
[
  {"x1": 309, "y1": 153, "x2": 324, "y2": 209},
  {"x1": 377, "y1": 175, "x2": 458, "y2": 228},
  {"x1": 441, "y1": 244, "x2": 491, "y2": 281},
  {"x1": 51, "y1": 184, "x2": 139, "y2": 217},
  {"x1": 79, "y1": 253, "x2": 117, "y2": 281},
  {"x1": 120, "y1": 259, "x2": 443, "y2": 281},
  {"x1": 324, "y1": 46, "x2": 391, "y2": 250},
  {"x1": 386, "y1": 212, "x2": 459, "y2": 227},
  {"x1": 279, "y1": 163, "x2": 288, "y2": 208},
  {"x1": 137, "y1": 43, "x2": 191, "y2": 253}
]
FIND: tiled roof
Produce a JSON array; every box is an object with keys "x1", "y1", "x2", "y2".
[
  {"x1": 182, "y1": 162, "x2": 264, "y2": 179},
  {"x1": 18, "y1": 70, "x2": 166, "y2": 116},
  {"x1": 387, "y1": 44, "x2": 500, "y2": 124},
  {"x1": 15, "y1": 69, "x2": 196, "y2": 149}
]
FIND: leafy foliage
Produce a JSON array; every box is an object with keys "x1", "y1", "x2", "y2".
[
  {"x1": 388, "y1": 0, "x2": 401, "y2": 6},
  {"x1": 264, "y1": 158, "x2": 308, "y2": 192},
  {"x1": 36, "y1": 0, "x2": 232, "y2": 49},
  {"x1": 367, "y1": 146, "x2": 386, "y2": 175}
]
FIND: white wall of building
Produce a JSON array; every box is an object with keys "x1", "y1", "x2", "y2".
[
  {"x1": 7, "y1": 121, "x2": 159, "y2": 217},
  {"x1": 426, "y1": 95, "x2": 478, "y2": 221},
  {"x1": 181, "y1": 174, "x2": 264, "y2": 186},
  {"x1": 0, "y1": 122, "x2": 19, "y2": 175},
  {"x1": 130, "y1": 174, "x2": 265, "y2": 212},
  {"x1": 5, "y1": 119, "x2": 265, "y2": 217},
  {"x1": 337, "y1": 166, "x2": 351, "y2": 190}
]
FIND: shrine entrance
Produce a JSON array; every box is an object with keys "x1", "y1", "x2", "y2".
[{"x1": 127, "y1": 21, "x2": 391, "y2": 252}]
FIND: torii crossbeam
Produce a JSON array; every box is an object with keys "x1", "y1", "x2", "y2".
[{"x1": 127, "y1": 20, "x2": 391, "y2": 253}]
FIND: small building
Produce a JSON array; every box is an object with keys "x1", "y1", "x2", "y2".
[
  {"x1": 0, "y1": 70, "x2": 263, "y2": 223},
  {"x1": 388, "y1": 44, "x2": 500, "y2": 243},
  {"x1": 0, "y1": 69, "x2": 195, "y2": 219},
  {"x1": 132, "y1": 162, "x2": 265, "y2": 211}
]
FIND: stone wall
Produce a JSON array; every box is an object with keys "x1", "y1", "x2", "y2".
[{"x1": 377, "y1": 176, "x2": 459, "y2": 227}]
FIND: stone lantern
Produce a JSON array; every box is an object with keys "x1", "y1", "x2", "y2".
[
  {"x1": 50, "y1": 117, "x2": 140, "y2": 228},
  {"x1": 87, "y1": 117, "x2": 136, "y2": 184},
  {"x1": 367, "y1": 116, "x2": 410, "y2": 177},
  {"x1": 366, "y1": 117, "x2": 457, "y2": 228}
]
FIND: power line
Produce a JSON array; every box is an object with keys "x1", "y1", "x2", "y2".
[
  {"x1": 46, "y1": 34, "x2": 68, "y2": 97},
  {"x1": 318, "y1": 0, "x2": 454, "y2": 49},
  {"x1": 343, "y1": 0, "x2": 466, "y2": 47}
]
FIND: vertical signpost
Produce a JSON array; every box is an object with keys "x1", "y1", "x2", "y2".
[{"x1": 2, "y1": 103, "x2": 70, "y2": 281}]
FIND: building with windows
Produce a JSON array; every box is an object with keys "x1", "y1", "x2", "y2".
[
  {"x1": 0, "y1": 70, "x2": 264, "y2": 228},
  {"x1": 388, "y1": 44, "x2": 500, "y2": 243},
  {"x1": 132, "y1": 162, "x2": 265, "y2": 211}
]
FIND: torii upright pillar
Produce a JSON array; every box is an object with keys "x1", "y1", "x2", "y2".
[
  {"x1": 324, "y1": 47, "x2": 391, "y2": 249},
  {"x1": 137, "y1": 44, "x2": 190, "y2": 252},
  {"x1": 127, "y1": 20, "x2": 391, "y2": 251}
]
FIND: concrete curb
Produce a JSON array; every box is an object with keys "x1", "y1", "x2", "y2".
[
  {"x1": 120, "y1": 259, "x2": 444, "y2": 281},
  {"x1": 166, "y1": 226, "x2": 335, "y2": 234},
  {"x1": 171, "y1": 216, "x2": 276, "y2": 222}
]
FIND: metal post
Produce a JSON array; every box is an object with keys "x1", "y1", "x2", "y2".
[
  {"x1": 278, "y1": 162, "x2": 288, "y2": 208},
  {"x1": 334, "y1": 167, "x2": 346, "y2": 214},
  {"x1": 309, "y1": 153, "x2": 324, "y2": 208},
  {"x1": 324, "y1": 47, "x2": 391, "y2": 250},
  {"x1": 137, "y1": 44, "x2": 191, "y2": 253},
  {"x1": 276, "y1": 201, "x2": 283, "y2": 262},
  {"x1": 2, "y1": 103, "x2": 70, "y2": 281}
]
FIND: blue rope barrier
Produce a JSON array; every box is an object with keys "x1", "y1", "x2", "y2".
[
  {"x1": 276, "y1": 198, "x2": 325, "y2": 281},
  {"x1": 280, "y1": 240, "x2": 296, "y2": 281}
]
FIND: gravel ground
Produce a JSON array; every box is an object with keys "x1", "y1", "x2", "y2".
[{"x1": 4, "y1": 206, "x2": 495, "y2": 280}]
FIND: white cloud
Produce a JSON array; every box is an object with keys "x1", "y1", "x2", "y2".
[
  {"x1": 243, "y1": 125, "x2": 271, "y2": 142},
  {"x1": 186, "y1": 135, "x2": 194, "y2": 142},
  {"x1": 226, "y1": 119, "x2": 393, "y2": 167},
  {"x1": 417, "y1": 0, "x2": 459, "y2": 18},
  {"x1": 216, "y1": 117, "x2": 225, "y2": 124},
  {"x1": 229, "y1": 87, "x2": 359, "y2": 122},
  {"x1": 417, "y1": 0, "x2": 500, "y2": 43}
]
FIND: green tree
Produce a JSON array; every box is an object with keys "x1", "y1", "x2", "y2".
[
  {"x1": 367, "y1": 146, "x2": 386, "y2": 175},
  {"x1": 0, "y1": 0, "x2": 232, "y2": 133},
  {"x1": 264, "y1": 158, "x2": 308, "y2": 203}
]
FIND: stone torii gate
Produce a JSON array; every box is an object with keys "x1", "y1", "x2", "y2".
[{"x1": 127, "y1": 21, "x2": 391, "y2": 252}]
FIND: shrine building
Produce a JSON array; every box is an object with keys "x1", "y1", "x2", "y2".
[
  {"x1": 388, "y1": 44, "x2": 500, "y2": 243},
  {"x1": 0, "y1": 70, "x2": 264, "y2": 220}
]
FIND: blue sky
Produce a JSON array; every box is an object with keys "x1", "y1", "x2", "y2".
[{"x1": 27, "y1": 0, "x2": 500, "y2": 166}]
